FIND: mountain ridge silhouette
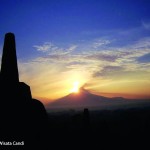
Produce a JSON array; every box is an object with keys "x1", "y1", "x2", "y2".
[
  {"x1": 47, "y1": 87, "x2": 150, "y2": 109},
  {"x1": 47, "y1": 88, "x2": 129, "y2": 108}
]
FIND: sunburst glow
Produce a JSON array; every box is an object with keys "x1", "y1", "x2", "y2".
[{"x1": 70, "y1": 81, "x2": 79, "y2": 93}]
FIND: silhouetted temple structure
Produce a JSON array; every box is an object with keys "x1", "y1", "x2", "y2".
[
  {"x1": 83, "y1": 108, "x2": 90, "y2": 128},
  {"x1": 0, "y1": 33, "x2": 48, "y2": 146}
]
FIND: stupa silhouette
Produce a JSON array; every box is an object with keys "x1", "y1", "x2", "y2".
[{"x1": 0, "y1": 33, "x2": 48, "y2": 144}]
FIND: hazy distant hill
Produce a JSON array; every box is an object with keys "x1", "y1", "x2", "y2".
[
  {"x1": 46, "y1": 88, "x2": 150, "y2": 110},
  {"x1": 47, "y1": 88, "x2": 136, "y2": 109}
]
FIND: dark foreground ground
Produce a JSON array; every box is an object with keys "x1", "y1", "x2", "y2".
[
  {"x1": 1, "y1": 106, "x2": 150, "y2": 149},
  {"x1": 40, "y1": 106, "x2": 150, "y2": 149}
]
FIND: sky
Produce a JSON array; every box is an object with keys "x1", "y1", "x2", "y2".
[{"x1": 0, "y1": 0, "x2": 150, "y2": 103}]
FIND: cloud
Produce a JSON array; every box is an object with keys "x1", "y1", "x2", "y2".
[
  {"x1": 21, "y1": 32, "x2": 150, "y2": 100},
  {"x1": 131, "y1": 37, "x2": 150, "y2": 50},
  {"x1": 33, "y1": 42, "x2": 53, "y2": 52},
  {"x1": 92, "y1": 39, "x2": 111, "y2": 48},
  {"x1": 33, "y1": 42, "x2": 77, "y2": 55},
  {"x1": 31, "y1": 46, "x2": 150, "y2": 83},
  {"x1": 32, "y1": 37, "x2": 150, "y2": 75},
  {"x1": 142, "y1": 21, "x2": 150, "y2": 30},
  {"x1": 67, "y1": 45, "x2": 77, "y2": 53},
  {"x1": 137, "y1": 53, "x2": 150, "y2": 63},
  {"x1": 85, "y1": 52, "x2": 118, "y2": 62},
  {"x1": 93, "y1": 66, "x2": 123, "y2": 77}
]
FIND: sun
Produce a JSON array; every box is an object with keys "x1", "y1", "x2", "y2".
[{"x1": 70, "y1": 81, "x2": 79, "y2": 93}]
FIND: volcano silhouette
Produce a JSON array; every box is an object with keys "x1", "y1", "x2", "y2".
[{"x1": 48, "y1": 88, "x2": 127, "y2": 108}]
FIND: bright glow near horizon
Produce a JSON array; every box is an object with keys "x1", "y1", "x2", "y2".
[{"x1": 70, "y1": 81, "x2": 80, "y2": 93}]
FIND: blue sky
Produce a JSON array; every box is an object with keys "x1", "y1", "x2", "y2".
[
  {"x1": 0, "y1": 0, "x2": 150, "y2": 51},
  {"x1": 0, "y1": 0, "x2": 150, "y2": 102}
]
